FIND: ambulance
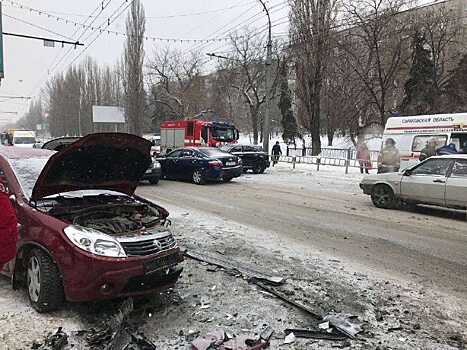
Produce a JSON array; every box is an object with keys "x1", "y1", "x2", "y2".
[{"x1": 382, "y1": 113, "x2": 467, "y2": 169}]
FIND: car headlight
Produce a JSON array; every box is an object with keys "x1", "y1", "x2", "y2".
[
  {"x1": 63, "y1": 225, "x2": 127, "y2": 258},
  {"x1": 152, "y1": 161, "x2": 161, "y2": 169}
]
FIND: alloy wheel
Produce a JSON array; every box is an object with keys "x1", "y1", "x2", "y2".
[{"x1": 27, "y1": 256, "x2": 41, "y2": 303}]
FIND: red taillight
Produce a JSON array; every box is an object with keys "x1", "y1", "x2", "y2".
[{"x1": 209, "y1": 160, "x2": 223, "y2": 167}]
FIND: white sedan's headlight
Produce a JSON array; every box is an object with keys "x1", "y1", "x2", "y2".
[
  {"x1": 152, "y1": 161, "x2": 161, "y2": 169},
  {"x1": 64, "y1": 225, "x2": 126, "y2": 258}
]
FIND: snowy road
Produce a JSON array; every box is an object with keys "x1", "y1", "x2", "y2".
[{"x1": 137, "y1": 163, "x2": 467, "y2": 300}]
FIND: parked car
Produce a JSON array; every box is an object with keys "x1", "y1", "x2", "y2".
[
  {"x1": 360, "y1": 155, "x2": 467, "y2": 210},
  {"x1": 220, "y1": 144, "x2": 270, "y2": 174},
  {"x1": 0, "y1": 133, "x2": 183, "y2": 312},
  {"x1": 157, "y1": 147, "x2": 243, "y2": 185},
  {"x1": 141, "y1": 157, "x2": 162, "y2": 184}
]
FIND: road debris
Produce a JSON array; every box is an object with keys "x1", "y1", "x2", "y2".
[
  {"x1": 283, "y1": 332, "x2": 296, "y2": 344},
  {"x1": 251, "y1": 279, "x2": 321, "y2": 322},
  {"x1": 31, "y1": 327, "x2": 68, "y2": 350},
  {"x1": 184, "y1": 250, "x2": 284, "y2": 285},
  {"x1": 284, "y1": 329, "x2": 348, "y2": 341},
  {"x1": 323, "y1": 314, "x2": 364, "y2": 338},
  {"x1": 189, "y1": 327, "x2": 271, "y2": 350}
]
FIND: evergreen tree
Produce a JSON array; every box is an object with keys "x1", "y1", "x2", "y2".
[
  {"x1": 441, "y1": 54, "x2": 467, "y2": 112},
  {"x1": 278, "y1": 60, "x2": 300, "y2": 145},
  {"x1": 401, "y1": 31, "x2": 439, "y2": 115}
]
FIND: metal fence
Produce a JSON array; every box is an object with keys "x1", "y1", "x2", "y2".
[{"x1": 278, "y1": 146, "x2": 381, "y2": 173}]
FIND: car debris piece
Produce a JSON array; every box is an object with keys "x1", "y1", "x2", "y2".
[
  {"x1": 259, "y1": 326, "x2": 274, "y2": 341},
  {"x1": 323, "y1": 314, "x2": 364, "y2": 338},
  {"x1": 31, "y1": 327, "x2": 68, "y2": 350},
  {"x1": 223, "y1": 336, "x2": 268, "y2": 350},
  {"x1": 284, "y1": 329, "x2": 348, "y2": 341},
  {"x1": 251, "y1": 279, "x2": 321, "y2": 322},
  {"x1": 191, "y1": 330, "x2": 226, "y2": 350},
  {"x1": 283, "y1": 332, "x2": 296, "y2": 344},
  {"x1": 85, "y1": 298, "x2": 157, "y2": 350},
  {"x1": 184, "y1": 250, "x2": 284, "y2": 285}
]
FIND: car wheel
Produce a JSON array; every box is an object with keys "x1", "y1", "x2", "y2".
[
  {"x1": 252, "y1": 161, "x2": 265, "y2": 174},
  {"x1": 149, "y1": 177, "x2": 160, "y2": 185},
  {"x1": 371, "y1": 185, "x2": 396, "y2": 209},
  {"x1": 192, "y1": 169, "x2": 206, "y2": 185},
  {"x1": 223, "y1": 177, "x2": 233, "y2": 182},
  {"x1": 27, "y1": 249, "x2": 64, "y2": 312}
]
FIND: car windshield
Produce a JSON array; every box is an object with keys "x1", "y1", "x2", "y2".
[
  {"x1": 14, "y1": 137, "x2": 36, "y2": 145},
  {"x1": 210, "y1": 127, "x2": 235, "y2": 142},
  {"x1": 198, "y1": 148, "x2": 230, "y2": 157},
  {"x1": 8, "y1": 157, "x2": 50, "y2": 198}
]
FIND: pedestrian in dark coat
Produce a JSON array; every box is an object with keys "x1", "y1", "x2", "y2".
[
  {"x1": 272, "y1": 141, "x2": 282, "y2": 166},
  {"x1": 0, "y1": 177, "x2": 18, "y2": 270}
]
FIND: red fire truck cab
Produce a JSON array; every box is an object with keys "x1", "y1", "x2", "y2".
[{"x1": 160, "y1": 120, "x2": 239, "y2": 153}]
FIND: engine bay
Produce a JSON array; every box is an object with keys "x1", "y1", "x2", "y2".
[{"x1": 37, "y1": 194, "x2": 167, "y2": 235}]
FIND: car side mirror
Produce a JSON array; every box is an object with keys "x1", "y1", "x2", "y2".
[{"x1": 403, "y1": 169, "x2": 412, "y2": 176}]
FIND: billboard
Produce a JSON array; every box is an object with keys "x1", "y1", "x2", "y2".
[{"x1": 92, "y1": 106, "x2": 126, "y2": 124}]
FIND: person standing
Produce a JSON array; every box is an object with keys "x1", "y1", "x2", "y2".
[
  {"x1": 0, "y1": 177, "x2": 18, "y2": 270},
  {"x1": 461, "y1": 141, "x2": 467, "y2": 154},
  {"x1": 377, "y1": 138, "x2": 401, "y2": 174},
  {"x1": 356, "y1": 143, "x2": 372, "y2": 174},
  {"x1": 272, "y1": 141, "x2": 282, "y2": 166},
  {"x1": 419, "y1": 137, "x2": 437, "y2": 161}
]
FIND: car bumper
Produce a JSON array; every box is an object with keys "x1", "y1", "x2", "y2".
[
  {"x1": 141, "y1": 168, "x2": 162, "y2": 181},
  {"x1": 359, "y1": 183, "x2": 373, "y2": 195},
  {"x1": 206, "y1": 165, "x2": 243, "y2": 180},
  {"x1": 62, "y1": 248, "x2": 183, "y2": 302}
]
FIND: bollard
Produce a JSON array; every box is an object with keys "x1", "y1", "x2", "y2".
[
  {"x1": 292, "y1": 156, "x2": 296, "y2": 169},
  {"x1": 345, "y1": 159, "x2": 349, "y2": 174},
  {"x1": 317, "y1": 157, "x2": 321, "y2": 171}
]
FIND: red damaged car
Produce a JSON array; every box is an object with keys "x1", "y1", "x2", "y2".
[{"x1": 0, "y1": 133, "x2": 183, "y2": 312}]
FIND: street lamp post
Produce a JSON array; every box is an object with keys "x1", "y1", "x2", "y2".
[{"x1": 258, "y1": 0, "x2": 272, "y2": 154}]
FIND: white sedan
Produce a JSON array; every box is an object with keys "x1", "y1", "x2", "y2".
[{"x1": 360, "y1": 155, "x2": 467, "y2": 209}]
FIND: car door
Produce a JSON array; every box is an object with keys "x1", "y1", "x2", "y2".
[
  {"x1": 445, "y1": 159, "x2": 467, "y2": 208},
  {"x1": 161, "y1": 149, "x2": 182, "y2": 179},
  {"x1": 177, "y1": 149, "x2": 197, "y2": 180},
  {"x1": 243, "y1": 146, "x2": 259, "y2": 167},
  {"x1": 230, "y1": 145, "x2": 245, "y2": 164},
  {"x1": 400, "y1": 158, "x2": 453, "y2": 206}
]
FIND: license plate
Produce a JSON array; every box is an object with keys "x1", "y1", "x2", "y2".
[
  {"x1": 226, "y1": 161, "x2": 236, "y2": 166},
  {"x1": 144, "y1": 254, "x2": 178, "y2": 274}
]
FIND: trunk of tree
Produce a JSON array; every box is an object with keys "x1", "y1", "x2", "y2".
[{"x1": 327, "y1": 132, "x2": 333, "y2": 146}]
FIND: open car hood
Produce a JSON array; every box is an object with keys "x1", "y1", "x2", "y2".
[{"x1": 31, "y1": 133, "x2": 151, "y2": 201}]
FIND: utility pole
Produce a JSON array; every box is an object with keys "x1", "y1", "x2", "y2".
[{"x1": 258, "y1": 0, "x2": 272, "y2": 154}]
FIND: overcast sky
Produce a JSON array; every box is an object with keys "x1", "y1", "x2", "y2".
[{"x1": 0, "y1": 0, "x2": 288, "y2": 126}]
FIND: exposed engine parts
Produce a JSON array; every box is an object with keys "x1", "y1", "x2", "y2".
[{"x1": 72, "y1": 205, "x2": 162, "y2": 235}]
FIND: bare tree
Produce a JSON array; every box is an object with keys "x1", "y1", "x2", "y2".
[
  {"x1": 147, "y1": 47, "x2": 207, "y2": 121},
  {"x1": 123, "y1": 0, "x2": 146, "y2": 135},
  {"x1": 289, "y1": 0, "x2": 339, "y2": 155},
  {"x1": 340, "y1": 0, "x2": 410, "y2": 127}
]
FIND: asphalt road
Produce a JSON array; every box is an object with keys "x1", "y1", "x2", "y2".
[{"x1": 137, "y1": 168, "x2": 467, "y2": 300}]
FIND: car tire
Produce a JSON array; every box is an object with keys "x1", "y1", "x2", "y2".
[
  {"x1": 371, "y1": 185, "x2": 396, "y2": 209},
  {"x1": 223, "y1": 177, "x2": 233, "y2": 182},
  {"x1": 252, "y1": 161, "x2": 265, "y2": 174},
  {"x1": 192, "y1": 169, "x2": 206, "y2": 185},
  {"x1": 149, "y1": 177, "x2": 160, "y2": 185},
  {"x1": 27, "y1": 249, "x2": 64, "y2": 313}
]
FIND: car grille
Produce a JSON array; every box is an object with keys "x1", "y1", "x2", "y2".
[{"x1": 118, "y1": 231, "x2": 177, "y2": 257}]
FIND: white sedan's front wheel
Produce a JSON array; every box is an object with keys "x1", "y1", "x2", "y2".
[{"x1": 371, "y1": 185, "x2": 396, "y2": 209}]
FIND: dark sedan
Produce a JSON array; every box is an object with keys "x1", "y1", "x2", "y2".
[
  {"x1": 157, "y1": 147, "x2": 243, "y2": 184},
  {"x1": 220, "y1": 144, "x2": 270, "y2": 174}
]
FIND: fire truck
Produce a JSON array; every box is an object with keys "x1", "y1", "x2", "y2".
[{"x1": 160, "y1": 120, "x2": 239, "y2": 153}]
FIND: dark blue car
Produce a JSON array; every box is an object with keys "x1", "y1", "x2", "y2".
[{"x1": 157, "y1": 147, "x2": 243, "y2": 185}]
